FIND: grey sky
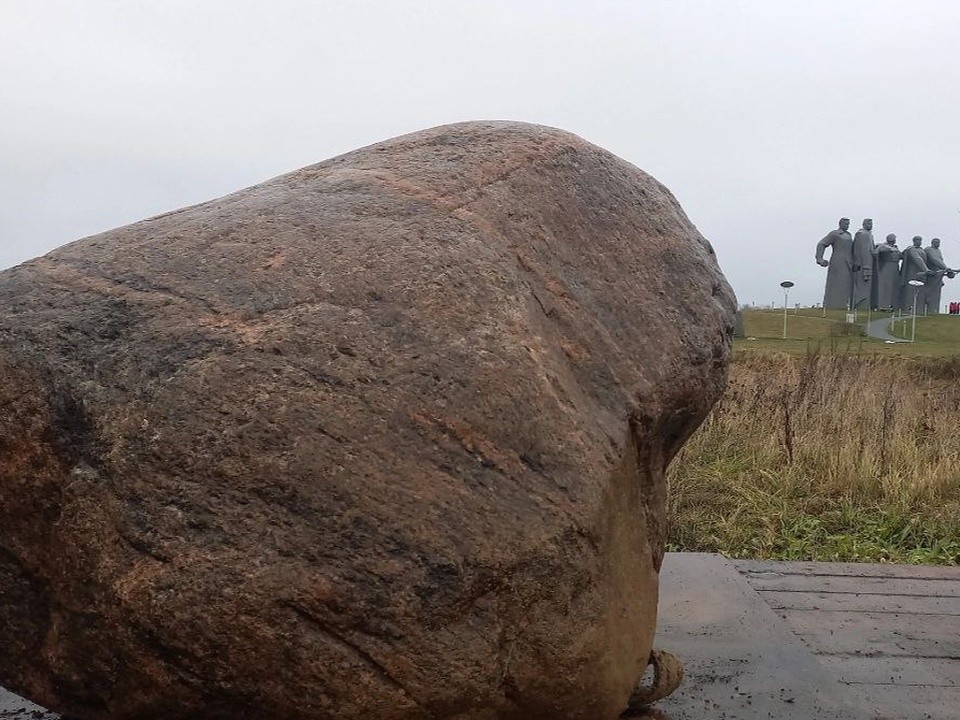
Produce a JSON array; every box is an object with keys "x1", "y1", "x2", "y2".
[{"x1": 3, "y1": 0, "x2": 960, "y2": 306}]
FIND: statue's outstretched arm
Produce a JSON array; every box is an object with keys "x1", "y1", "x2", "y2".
[{"x1": 815, "y1": 234, "x2": 832, "y2": 266}]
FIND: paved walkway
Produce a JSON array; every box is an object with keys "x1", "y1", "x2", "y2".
[
  {"x1": 652, "y1": 553, "x2": 868, "y2": 719},
  {"x1": 0, "y1": 690, "x2": 54, "y2": 719},
  {"x1": 736, "y1": 559, "x2": 960, "y2": 720},
  {"x1": 866, "y1": 315, "x2": 912, "y2": 343},
  {"x1": 653, "y1": 554, "x2": 959, "y2": 719}
]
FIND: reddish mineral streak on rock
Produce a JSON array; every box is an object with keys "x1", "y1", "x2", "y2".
[{"x1": 0, "y1": 121, "x2": 735, "y2": 720}]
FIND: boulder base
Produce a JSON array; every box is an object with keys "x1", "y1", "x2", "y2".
[{"x1": 0, "y1": 121, "x2": 735, "y2": 719}]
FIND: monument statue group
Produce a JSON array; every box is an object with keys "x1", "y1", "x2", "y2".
[{"x1": 816, "y1": 218, "x2": 958, "y2": 314}]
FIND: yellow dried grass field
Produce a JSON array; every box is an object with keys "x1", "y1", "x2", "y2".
[{"x1": 668, "y1": 351, "x2": 960, "y2": 564}]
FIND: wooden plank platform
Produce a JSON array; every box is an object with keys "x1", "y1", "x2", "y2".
[
  {"x1": 736, "y1": 558, "x2": 960, "y2": 720},
  {"x1": 651, "y1": 553, "x2": 868, "y2": 719}
]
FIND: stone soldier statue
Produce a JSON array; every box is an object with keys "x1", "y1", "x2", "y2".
[
  {"x1": 921, "y1": 238, "x2": 957, "y2": 315},
  {"x1": 852, "y1": 218, "x2": 876, "y2": 309},
  {"x1": 899, "y1": 236, "x2": 931, "y2": 312},
  {"x1": 875, "y1": 233, "x2": 902, "y2": 310},
  {"x1": 816, "y1": 217, "x2": 854, "y2": 309}
]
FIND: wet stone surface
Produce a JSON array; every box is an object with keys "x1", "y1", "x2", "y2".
[{"x1": 0, "y1": 121, "x2": 734, "y2": 719}]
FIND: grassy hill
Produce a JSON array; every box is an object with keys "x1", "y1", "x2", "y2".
[
  {"x1": 666, "y1": 309, "x2": 960, "y2": 564},
  {"x1": 738, "y1": 308, "x2": 960, "y2": 357},
  {"x1": 887, "y1": 314, "x2": 960, "y2": 344}
]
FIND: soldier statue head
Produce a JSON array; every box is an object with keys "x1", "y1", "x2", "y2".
[
  {"x1": 932, "y1": 237, "x2": 941, "y2": 248},
  {"x1": 839, "y1": 217, "x2": 851, "y2": 231},
  {"x1": 862, "y1": 218, "x2": 873, "y2": 231},
  {"x1": 913, "y1": 236, "x2": 923, "y2": 248},
  {"x1": 886, "y1": 233, "x2": 897, "y2": 245}
]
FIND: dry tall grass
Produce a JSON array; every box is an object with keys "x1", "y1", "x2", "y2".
[{"x1": 668, "y1": 351, "x2": 960, "y2": 564}]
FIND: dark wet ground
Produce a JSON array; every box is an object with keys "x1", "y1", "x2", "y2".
[{"x1": 0, "y1": 694, "x2": 59, "y2": 720}]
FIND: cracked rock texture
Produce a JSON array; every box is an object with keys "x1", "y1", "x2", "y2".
[{"x1": 0, "y1": 121, "x2": 735, "y2": 720}]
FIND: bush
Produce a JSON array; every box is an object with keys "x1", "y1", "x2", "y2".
[{"x1": 829, "y1": 321, "x2": 866, "y2": 338}]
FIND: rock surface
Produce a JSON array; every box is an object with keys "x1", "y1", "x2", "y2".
[{"x1": 0, "y1": 121, "x2": 735, "y2": 720}]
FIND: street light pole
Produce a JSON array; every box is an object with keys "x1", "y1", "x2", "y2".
[
  {"x1": 780, "y1": 281, "x2": 794, "y2": 340},
  {"x1": 908, "y1": 278, "x2": 924, "y2": 343},
  {"x1": 913, "y1": 291, "x2": 919, "y2": 342}
]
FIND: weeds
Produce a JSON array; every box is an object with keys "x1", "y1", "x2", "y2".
[{"x1": 667, "y1": 350, "x2": 960, "y2": 565}]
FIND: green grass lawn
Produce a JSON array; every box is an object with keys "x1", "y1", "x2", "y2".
[
  {"x1": 738, "y1": 308, "x2": 960, "y2": 357},
  {"x1": 887, "y1": 313, "x2": 960, "y2": 343}
]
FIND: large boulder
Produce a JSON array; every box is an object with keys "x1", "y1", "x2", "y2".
[{"x1": 0, "y1": 121, "x2": 735, "y2": 719}]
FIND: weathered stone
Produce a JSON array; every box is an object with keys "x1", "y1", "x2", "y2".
[
  {"x1": 851, "y1": 219, "x2": 875, "y2": 311},
  {"x1": 922, "y1": 239, "x2": 955, "y2": 315},
  {"x1": 875, "y1": 235, "x2": 901, "y2": 310},
  {"x1": 899, "y1": 237, "x2": 930, "y2": 311},
  {"x1": 0, "y1": 121, "x2": 735, "y2": 720},
  {"x1": 816, "y1": 218, "x2": 854, "y2": 310}
]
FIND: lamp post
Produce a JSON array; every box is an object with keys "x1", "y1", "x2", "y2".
[
  {"x1": 780, "y1": 281, "x2": 794, "y2": 339},
  {"x1": 908, "y1": 278, "x2": 924, "y2": 342}
]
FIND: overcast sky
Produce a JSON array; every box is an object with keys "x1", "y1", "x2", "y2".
[{"x1": 3, "y1": 1, "x2": 960, "y2": 306}]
